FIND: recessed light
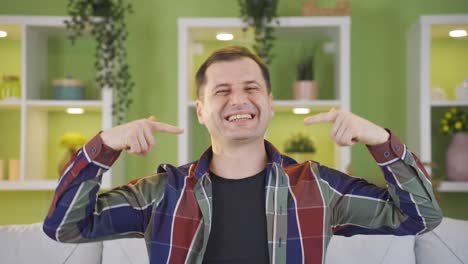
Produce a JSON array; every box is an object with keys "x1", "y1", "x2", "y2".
[
  {"x1": 292, "y1": 108, "x2": 310, "y2": 115},
  {"x1": 0, "y1": 31, "x2": 7, "y2": 38},
  {"x1": 66, "y1": 108, "x2": 84, "y2": 114},
  {"x1": 216, "y1": 33, "x2": 234, "y2": 41},
  {"x1": 449, "y1": 29, "x2": 467, "y2": 38}
]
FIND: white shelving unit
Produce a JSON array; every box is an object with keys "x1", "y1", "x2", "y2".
[
  {"x1": 406, "y1": 14, "x2": 468, "y2": 192},
  {"x1": 0, "y1": 16, "x2": 123, "y2": 190},
  {"x1": 178, "y1": 17, "x2": 350, "y2": 172}
]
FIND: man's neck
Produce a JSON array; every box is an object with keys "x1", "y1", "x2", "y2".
[{"x1": 209, "y1": 138, "x2": 267, "y2": 180}]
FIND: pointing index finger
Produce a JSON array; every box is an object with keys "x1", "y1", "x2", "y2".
[
  {"x1": 148, "y1": 121, "x2": 184, "y2": 134},
  {"x1": 304, "y1": 111, "x2": 339, "y2": 125}
]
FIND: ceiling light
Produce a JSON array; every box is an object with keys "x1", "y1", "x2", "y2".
[
  {"x1": 0, "y1": 31, "x2": 7, "y2": 38},
  {"x1": 66, "y1": 108, "x2": 84, "y2": 114},
  {"x1": 216, "y1": 33, "x2": 233, "y2": 41},
  {"x1": 292, "y1": 108, "x2": 310, "y2": 115},
  {"x1": 449, "y1": 29, "x2": 467, "y2": 38}
]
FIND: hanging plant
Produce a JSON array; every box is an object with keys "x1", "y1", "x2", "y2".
[
  {"x1": 238, "y1": 0, "x2": 279, "y2": 65},
  {"x1": 64, "y1": 0, "x2": 134, "y2": 124}
]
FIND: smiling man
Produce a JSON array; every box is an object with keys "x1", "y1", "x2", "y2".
[{"x1": 43, "y1": 46, "x2": 443, "y2": 264}]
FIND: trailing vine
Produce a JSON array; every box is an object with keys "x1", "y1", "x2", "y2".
[
  {"x1": 64, "y1": 0, "x2": 134, "y2": 124},
  {"x1": 238, "y1": 0, "x2": 279, "y2": 65}
]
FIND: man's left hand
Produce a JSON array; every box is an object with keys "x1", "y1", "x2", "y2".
[{"x1": 304, "y1": 109, "x2": 390, "y2": 147}]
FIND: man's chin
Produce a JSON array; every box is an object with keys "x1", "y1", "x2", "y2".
[{"x1": 225, "y1": 133, "x2": 264, "y2": 142}]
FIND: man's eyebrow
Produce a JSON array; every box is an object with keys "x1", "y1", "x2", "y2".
[
  {"x1": 213, "y1": 80, "x2": 260, "y2": 89},
  {"x1": 214, "y1": 83, "x2": 231, "y2": 89},
  {"x1": 243, "y1": 80, "x2": 260, "y2": 85}
]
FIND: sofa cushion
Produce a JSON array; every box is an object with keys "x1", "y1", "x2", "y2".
[
  {"x1": 102, "y1": 238, "x2": 149, "y2": 264},
  {"x1": 0, "y1": 223, "x2": 102, "y2": 264},
  {"x1": 326, "y1": 234, "x2": 416, "y2": 264},
  {"x1": 415, "y1": 217, "x2": 468, "y2": 264}
]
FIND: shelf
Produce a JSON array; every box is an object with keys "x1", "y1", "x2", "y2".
[
  {"x1": 0, "y1": 180, "x2": 58, "y2": 190},
  {"x1": 179, "y1": 17, "x2": 350, "y2": 172},
  {"x1": 26, "y1": 100, "x2": 103, "y2": 111},
  {"x1": 187, "y1": 100, "x2": 340, "y2": 113},
  {"x1": 438, "y1": 181, "x2": 468, "y2": 192},
  {"x1": 431, "y1": 100, "x2": 468, "y2": 107},
  {"x1": 0, "y1": 99, "x2": 22, "y2": 109},
  {"x1": 0, "y1": 170, "x2": 112, "y2": 190},
  {"x1": 0, "y1": 15, "x2": 122, "y2": 191},
  {"x1": 272, "y1": 100, "x2": 341, "y2": 112},
  {"x1": 406, "y1": 14, "x2": 468, "y2": 173}
]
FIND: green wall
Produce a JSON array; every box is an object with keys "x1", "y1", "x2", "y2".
[{"x1": 1, "y1": 0, "x2": 468, "y2": 225}]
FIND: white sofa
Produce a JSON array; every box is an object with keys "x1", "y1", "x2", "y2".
[{"x1": 0, "y1": 217, "x2": 466, "y2": 264}]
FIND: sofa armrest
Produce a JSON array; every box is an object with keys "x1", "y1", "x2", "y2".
[
  {"x1": 0, "y1": 223, "x2": 103, "y2": 264},
  {"x1": 415, "y1": 217, "x2": 468, "y2": 264},
  {"x1": 326, "y1": 234, "x2": 416, "y2": 264}
]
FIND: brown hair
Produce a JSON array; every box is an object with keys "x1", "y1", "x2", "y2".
[{"x1": 195, "y1": 46, "x2": 271, "y2": 97}]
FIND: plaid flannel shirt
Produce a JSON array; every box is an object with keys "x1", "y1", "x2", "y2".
[{"x1": 43, "y1": 131, "x2": 443, "y2": 264}]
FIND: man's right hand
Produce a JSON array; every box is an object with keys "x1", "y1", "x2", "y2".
[{"x1": 100, "y1": 116, "x2": 184, "y2": 156}]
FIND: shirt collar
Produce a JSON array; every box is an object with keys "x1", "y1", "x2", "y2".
[{"x1": 193, "y1": 140, "x2": 283, "y2": 180}]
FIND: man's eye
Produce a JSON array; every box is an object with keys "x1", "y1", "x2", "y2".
[
  {"x1": 215, "y1": 90, "x2": 229, "y2": 95},
  {"x1": 246, "y1": 87, "x2": 258, "y2": 91}
]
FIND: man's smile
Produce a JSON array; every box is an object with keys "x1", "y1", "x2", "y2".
[{"x1": 225, "y1": 113, "x2": 255, "y2": 122}]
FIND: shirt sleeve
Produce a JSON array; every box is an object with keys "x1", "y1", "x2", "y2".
[
  {"x1": 43, "y1": 132, "x2": 167, "y2": 243},
  {"x1": 318, "y1": 130, "x2": 443, "y2": 236}
]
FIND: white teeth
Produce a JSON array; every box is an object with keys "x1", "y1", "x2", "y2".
[{"x1": 228, "y1": 114, "x2": 253, "y2": 121}]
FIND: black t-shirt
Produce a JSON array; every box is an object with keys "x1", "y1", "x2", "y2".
[{"x1": 202, "y1": 169, "x2": 269, "y2": 264}]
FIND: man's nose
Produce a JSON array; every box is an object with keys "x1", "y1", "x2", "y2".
[{"x1": 229, "y1": 90, "x2": 248, "y2": 106}]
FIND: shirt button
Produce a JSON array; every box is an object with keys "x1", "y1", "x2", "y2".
[
  {"x1": 395, "y1": 145, "x2": 400, "y2": 151},
  {"x1": 384, "y1": 151, "x2": 390, "y2": 158},
  {"x1": 92, "y1": 147, "x2": 97, "y2": 154}
]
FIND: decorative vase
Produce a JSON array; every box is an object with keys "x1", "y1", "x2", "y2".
[
  {"x1": 446, "y1": 132, "x2": 468, "y2": 181},
  {"x1": 286, "y1": 152, "x2": 315, "y2": 163},
  {"x1": 294, "y1": 80, "x2": 317, "y2": 100},
  {"x1": 454, "y1": 78, "x2": 468, "y2": 100},
  {"x1": 53, "y1": 77, "x2": 85, "y2": 100},
  {"x1": 0, "y1": 75, "x2": 21, "y2": 100}
]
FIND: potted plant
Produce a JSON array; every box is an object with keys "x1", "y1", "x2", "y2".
[
  {"x1": 440, "y1": 107, "x2": 468, "y2": 181},
  {"x1": 64, "y1": 0, "x2": 134, "y2": 124},
  {"x1": 294, "y1": 55, "x2": 316, "y2": 100},
  {"x1": 284, "y1": 133, "x2": 317, "y2": 162},
  {"x1": 238, "y1": 0, "x2": 279, "y2": 65}
]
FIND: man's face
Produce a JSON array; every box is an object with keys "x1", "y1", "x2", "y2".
[{"x1": 195, "y1": 57, "x2": 273, "y2": 145}]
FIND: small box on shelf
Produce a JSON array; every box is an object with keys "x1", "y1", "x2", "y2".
[{"x1": 8, "y1": 159, "x2": 20, "y2": 181}]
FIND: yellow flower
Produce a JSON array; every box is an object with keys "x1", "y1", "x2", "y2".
[
  {"x1": 440, "y1": 107, "x2": 467, "y2": 135},
  {"x1": 59, "y1": 133, "x2": 87, "y2": 152}
]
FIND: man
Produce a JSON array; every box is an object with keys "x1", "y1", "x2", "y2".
[{"x1": 44, "y1": 46, "x2": 442, "y2": 264}]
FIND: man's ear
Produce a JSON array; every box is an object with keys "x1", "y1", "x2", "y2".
[{"x1": 195, "y1": 99, "x2": 205, "y2": 125}]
